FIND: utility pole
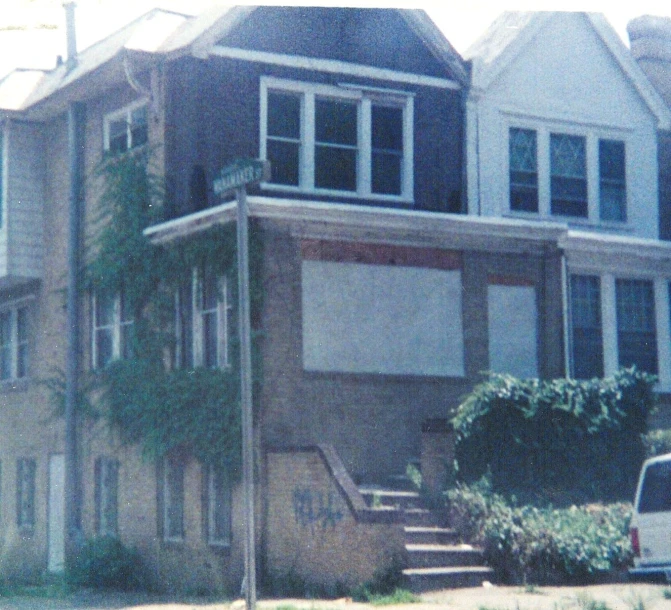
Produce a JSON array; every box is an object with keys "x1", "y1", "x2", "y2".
[{"x1": 64, "y1": 0, "x2": 83, "y2": 570}]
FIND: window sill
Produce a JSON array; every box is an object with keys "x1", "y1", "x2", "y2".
[
  {"x1": 208, "y1": 541, "x2": 232, "y2": 555},
  {"x1": 0, "y1": 377, "x2": 30, "y2": 393},
  {"x1": 503, "y1": 211, "x2": 632, "y2": 232},
  {"x1": 260, "y1": 182, "x2": 414, "y2": 205}
]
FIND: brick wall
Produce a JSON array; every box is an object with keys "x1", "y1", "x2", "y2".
[
  {"x1": 266, "y1": 445, "x2": 405, "y2": 590},
  {"x1": 259, "y1": 219, "x2": 565, "y2": 483}
]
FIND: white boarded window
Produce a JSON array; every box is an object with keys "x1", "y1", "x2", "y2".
[
  {"x1": 302, "y1": 261, "x2": 464, "y2": 376},
  {"x1": 488, "y1": 284, "x2": 538, "y2": 378}
]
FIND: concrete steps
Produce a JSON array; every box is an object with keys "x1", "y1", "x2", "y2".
[
  {"x1": 403, "y1": 566, "x2": 495, "y2": 592},
  {"x1": 359, "y1": 478, "x2": 494, "y2": 592}
]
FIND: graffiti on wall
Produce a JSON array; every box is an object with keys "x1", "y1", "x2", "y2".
[{"x1": 293, "y1": 487, "x2": 344, "y2": 532}]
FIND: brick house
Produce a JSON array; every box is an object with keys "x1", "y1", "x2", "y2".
[{"x1": 0, "y1": 5, "x2": 669, "y2": 594}]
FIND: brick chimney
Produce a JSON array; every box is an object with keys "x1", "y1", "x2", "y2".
[{"x1": 628, "y1": 15, "x2": 671, "y2": 108}]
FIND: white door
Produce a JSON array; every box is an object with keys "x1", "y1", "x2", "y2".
[{"x1": 48, "y1": 454, "x2": 65, "y2": 573}]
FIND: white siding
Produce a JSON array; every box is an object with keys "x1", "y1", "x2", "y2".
[{"x1": 469, "y1": 13, "x2": 660, "y2": 239}]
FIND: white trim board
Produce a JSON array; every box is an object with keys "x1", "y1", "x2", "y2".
[{"x1": 207, "y1": 46, "x2": 461, "y2": 90}]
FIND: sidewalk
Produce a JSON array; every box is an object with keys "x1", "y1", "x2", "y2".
[{"x1": 0, "y1": 584, "x2": 669, "y2": 610}]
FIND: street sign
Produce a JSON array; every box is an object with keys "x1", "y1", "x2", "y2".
[
  {"x1": 213, "y1": 159, "x2": 270, "y2": 197},
  {"x1": 213, "y1": 157, "x2": 270, "y2": 610}
]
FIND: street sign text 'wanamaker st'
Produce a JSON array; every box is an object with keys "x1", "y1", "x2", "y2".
[{"x1": 213, "y1": 159, "x2": 270, "y2": 197}]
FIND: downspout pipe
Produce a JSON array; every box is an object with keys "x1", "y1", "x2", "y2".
[{"x1": 64, "y1": 0, "x2": 84, "y2": 569}]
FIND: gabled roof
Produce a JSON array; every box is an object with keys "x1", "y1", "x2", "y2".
[
  {"x1": 465, "y1": 11, "x2": 671, "y2": 130},
  {"x1": 2, "y1": 5, "x2": 466, "y2": 118}
]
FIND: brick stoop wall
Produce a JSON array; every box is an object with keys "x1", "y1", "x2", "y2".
[{"x1": 266, "y1": 445, "x2": 405, "y2": 590}]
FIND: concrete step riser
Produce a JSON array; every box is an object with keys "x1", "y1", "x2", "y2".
[
  {"x1": 360, "y1": 491, "x2": 420, "y2": 510},
  {"x1": 403, "y1": 569, "x2": 494, "y2": 592},
  {"x1": 407, "y1": 549, "x2": 486, "y2": 569},
  {"x1": 403, "y1": 510, "x2": 446, "y2": 527},
  {"x1": 405, "y1": 531, "x2": 459, "y2": 545}
]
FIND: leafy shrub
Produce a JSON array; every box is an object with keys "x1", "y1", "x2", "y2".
[
  {"x1": 452, "y1": 368, "x2": 654, "y2": 503},
  {"x1": 68, "y1": 536, "x2": 146, "y2": 590},
  {"x1": 446, "y1": 480, "x2": 633, "y2": 585},
  {"x1": 642, "y1": 429, "x2": 671, "y2": 458},
  {"x1": 445, "y1": 475, "x2": 507, "y2": 543}
]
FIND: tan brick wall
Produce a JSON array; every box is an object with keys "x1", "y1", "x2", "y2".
[{"x1": 266, "y1": 448, "x2": 405, "y2": 590}]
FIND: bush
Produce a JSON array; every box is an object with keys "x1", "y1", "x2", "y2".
[
  {"x1": 68, "y1": 536, "x2": 146, "y2": 590},
  {"x1": 452, "y1": 368, "x2": 655, "y2": 503},
  {"x1": 642, "y1": 429, "x2": 671, "y2": 458},
  {"x1": 446, "y1": 480, "x2": 633, "y2": 585}
]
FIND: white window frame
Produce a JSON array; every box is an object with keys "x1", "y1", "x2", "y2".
[
  {"x1": 175, "y1": 269, "x2": 231, "y2": 369},
  {"x1": 205, "y1": 464, "x2": 231, "y2": 547},
  {"x1": 504, "y1": 118, "x2": 629, "y2": 226},
  {"x1": 0, "y1": 298, "x2": 32, "y2": 381},
  {"x1": 567, "y1": 270, "x2": 671, "y2": 391},
  {"x1": 91, "y1": 291, "x2": 133, "y2": 370},
  {"x1": 103, "y1": 99, "x2": 149, "y2": 153},
  {"x1": 260, "y1": 76, "x2": 414, "y2": 203}
]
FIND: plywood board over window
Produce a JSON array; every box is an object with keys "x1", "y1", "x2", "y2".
[
  {"x1": 487, "y1": 280, "x2": 538, "y2": 379},
  {"x1": 301, "y1": 260, "x2": 464, "y2": 377}
]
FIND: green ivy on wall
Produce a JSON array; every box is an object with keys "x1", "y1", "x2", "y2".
[{"x1": 78, "y1": 150, "x2": 263, "y2": 477}]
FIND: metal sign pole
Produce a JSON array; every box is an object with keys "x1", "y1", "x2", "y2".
[{"x1": 236, "y1": 184, "x2": 256, "y2": 610}]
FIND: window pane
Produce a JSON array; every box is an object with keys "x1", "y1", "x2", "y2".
[
  {"x1": 165, "y1": 458, "x2": 184, "y2": 540},
  {"x1": 372, "y1": 152, "x2": 401, "y2": 195},
  {"x1": 17, "y1": 458, "x2": 35, "y2": 528},
  {"x1": 638, "y1": 461, "x2": 671, "y2": 513},
  {"x1": 551, "y1": 133, "x2": 587, "y2": 217},
  {"x1": 599, "y1": 139, "x2": 626, "y2": 222},
  {"x1": 96, "y1": 457, "x2": 119, "y2": 536},
  {"x1": 0, "y1": 311, "x2": 11, "y2": 380},
  {"x1": 96, "y1": 292, "x2": 115, "y2": 327},
  {"x1": 570, "y1": 275, "x2": 604, "y2": 379},
  {"x1": 267, "y1": 140, "x2": 299, "y2": 186},
  {"x1": 315, "y1": 146, "x2": 356, "y2": 191},
  {"x1": 616, "y1": 279, "x2": 657, "y2": 374},
  {"x1": 315, "y1": 99, "x2": 357, "y2": 145},
  {"x1": 177, "y1": 280, "x2": 193, "y2": 369},
  {"x1": 268, "y1": 92, "x2": 300, "y2": 139},
  {"x1": 17, "y1": 307, "x2": 28, "y2": 378},
  {"x1": 208, "y1": 466, "x2": 231, "y2": 544},
  {"x1": 509, "y1": 128, "x2": 538, "y2": 212},
  {"x1": 130, "y1": 107, "x2": 148, "y2": 149},
  {"x1": 108, "y1": 119, "x2": 128, "y2": 154},
  {"x1": 372, "y1": 105, "x2": 403, "y2": 195},
  {"x1": 372, "y1": 106, "x2": 402, "y2": 151}
]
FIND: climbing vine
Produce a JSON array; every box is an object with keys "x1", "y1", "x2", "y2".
[{"x1": 78, "y1": 150, "x2": 263, "y2": 477}]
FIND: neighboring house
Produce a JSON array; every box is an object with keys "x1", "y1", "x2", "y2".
[
  {"x1": 628, "y1": 16, "x2": 671, "y2": 244},
  {"x1": 0, "y1": 5, "x2": 668, "y2": 594},
  {"x1": 464, "y1": 12, "x2": 671, "y2": 391}
]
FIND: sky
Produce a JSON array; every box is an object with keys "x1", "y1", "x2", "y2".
[{"x1": 0, "y1": 0, "x2": 670, "y2": 78}]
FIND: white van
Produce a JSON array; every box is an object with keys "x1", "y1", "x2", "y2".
[{"x1": 630, "y1": 453, "x2": 671, "y2": 580}]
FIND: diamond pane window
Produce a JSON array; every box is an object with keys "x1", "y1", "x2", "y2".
[
  {"x1": 599, "y1": 139, "x2": 626, "y2": 222},
  {"x1": 509, "y1": 128, "x2": 538, "y2": 212},
  {"x1": 551, "y1": 133, "x2": 587, "y2": 217}
]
